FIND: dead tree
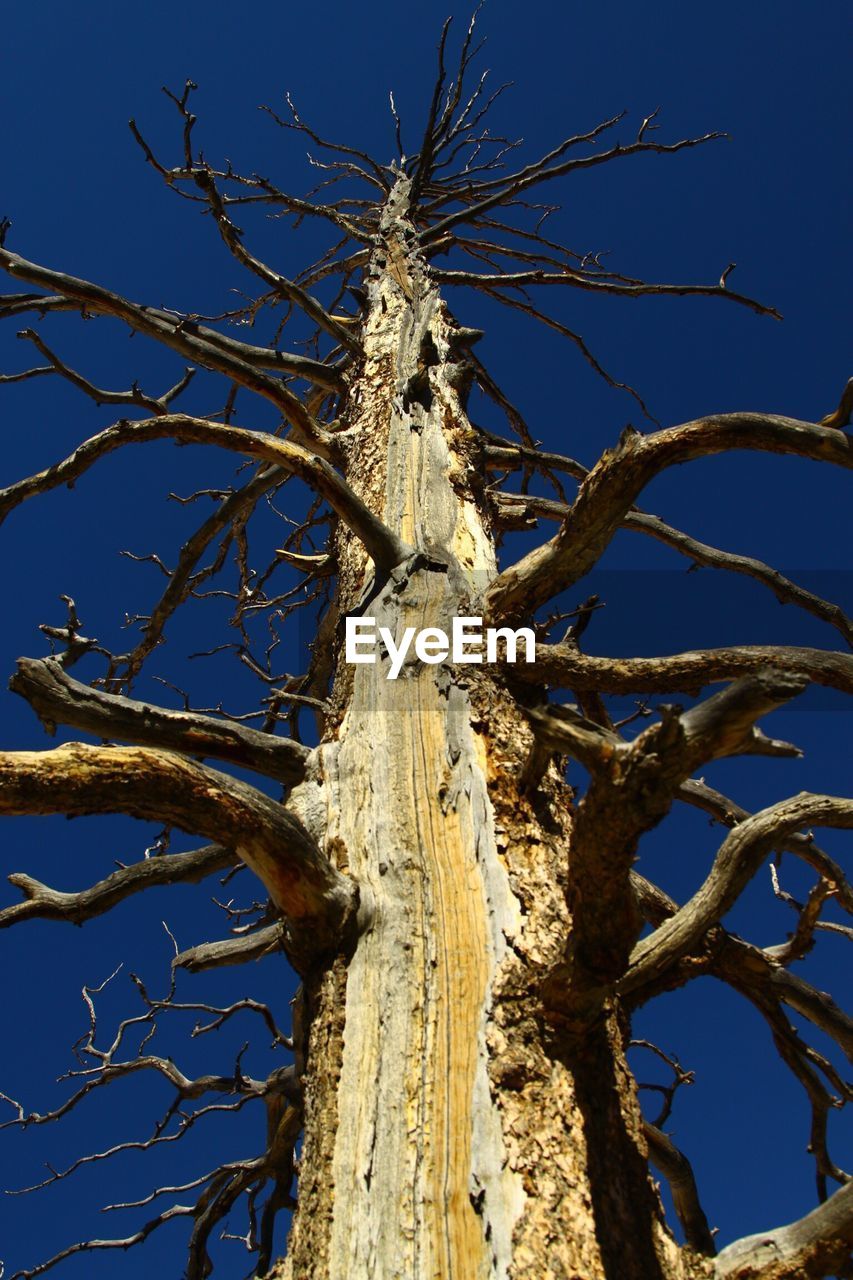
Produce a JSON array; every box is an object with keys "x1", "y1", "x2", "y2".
[{"x1": 0, "y1": 13, "x2": 851, "y2": 1280}]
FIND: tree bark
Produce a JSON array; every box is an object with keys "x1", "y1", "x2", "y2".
[{"x1": 274, "y1": 177, "x2": 695, "y2": 1280}]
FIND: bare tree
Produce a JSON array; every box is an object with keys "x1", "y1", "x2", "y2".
[{"x1": 0, "y1": 12, "x2": 851, "y2": 1280}]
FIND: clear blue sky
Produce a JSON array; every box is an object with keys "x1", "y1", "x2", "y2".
[{"x1": 0, "y1": 1, "x2": 850, "y2": 1275}]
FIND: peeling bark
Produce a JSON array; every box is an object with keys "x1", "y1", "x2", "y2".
[{"x1": 274, "y1": 175, "x2": 687, "y2": 1280}]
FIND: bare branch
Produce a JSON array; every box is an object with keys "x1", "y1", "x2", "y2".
[
  {"x1": 492, "y1": 487, "x2": 853, "y2": 648},
  {"x1": 623, "y1": 794, "x2": 853, "y2": 998},
  {"x1": 189, "y1": 167, "x2": 361, "y2": 354},
  {"x1": 410, "y1": 17, "x2": 453, "y2": 201},
  {"x1": 627, "y1": 871, "x2": 852, "y2": 1193},
  {"x1": 539, "y1": 671, "x2": 807, "y2": 1029},
  {"x1": 0, "y1": 743, "x2": 357, "y2": 965},
  {"x1": 421, "y1": 114, "x2": 726, "y2": 244},
  {"x1": 0, "y1": 287, "x2": 345, "y2": 395},
  {"x1": 678, "y1": 778, "x2": 853, "y2": 918},
  {"x1": 120, "y1": 464, "x2": 284, "y2": 683},
  {"x1": 715, "y1": 1180, "x2": 853, "y2": 1279},
  {"x1": 434, "y1": 265, "x2": 779, "y2": 318},
  {"x1": 0, "y1": 843, "x2": 235, "y2": 930},
  {"x1": 2, "y1": 328, "x2": 196, "y2": 414},
  {"x1": 486, "y1": 414, "x2": 852, "y2": 622},
  {"x1": 820, "y1": 376, "x2": 853, "y2": 431},
  {"x1": 173, "y1": 923, "x2": 284, "y2": 973},
  {"x1": 629, "y1": 842, "x2": 853, "y2": 1064},
  {"x1": 765, "y1": 866, "x2": 838, "y2": 965},
  {"x1": 128, "y1": 105, "x2": 375, "y2": 241},
  {"x1": 10, "y1": 655, "x2": 311, "y2": 784},
  {"x1": 263, "y1": 91, "x2": 391, "y2": 192},
  {"x1": 473, "y1": 283, "x2": 658, "y2": 420},
  {"x1": 716, "y1": 935, "x2": 853, "y2": 1067},
  {"x1": 524, "y1": 640, "x2": 853, "y2": 701},
  {"x1": 0, "y1": 413, "x2": 412, "y2": 573},
  {"x1": 644, "y1": 1122, "x2": 716, "y2": 1256},
  {"x1": 0, "y1": 248, "x2": 341, "y2": 447},
  {"x1": 8, "y1": 1204, "x2": 195, "y2": 1280}
]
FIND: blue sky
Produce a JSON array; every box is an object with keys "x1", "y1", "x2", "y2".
[{"x1": 0, "y1": 1, "x2": 850, "y2": 1275}]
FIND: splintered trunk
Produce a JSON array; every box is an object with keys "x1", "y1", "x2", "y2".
[{"x1": 277, "y1": 178, "x2": 694, "y2": 1280}]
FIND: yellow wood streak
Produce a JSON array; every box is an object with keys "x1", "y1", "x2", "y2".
[
  {"x1": 393, "y1": 351, "x2": 494, "y2": 1278},
  {"x1": 408, "y1": 653, "x2": 491, "y2": 1277}
]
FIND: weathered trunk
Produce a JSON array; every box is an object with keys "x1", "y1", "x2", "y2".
[{"x1": 276, "y1": 178, "x2": 698, "y2": 1280}]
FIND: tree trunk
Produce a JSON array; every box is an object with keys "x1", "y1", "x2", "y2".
[{"x1": 276, "y1": 178, "x2": 699, "y2": 1280}]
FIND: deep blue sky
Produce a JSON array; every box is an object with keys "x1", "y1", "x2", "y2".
[{"x1": 0, "y1": 2, "x2": 850, "y2": 1276}]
